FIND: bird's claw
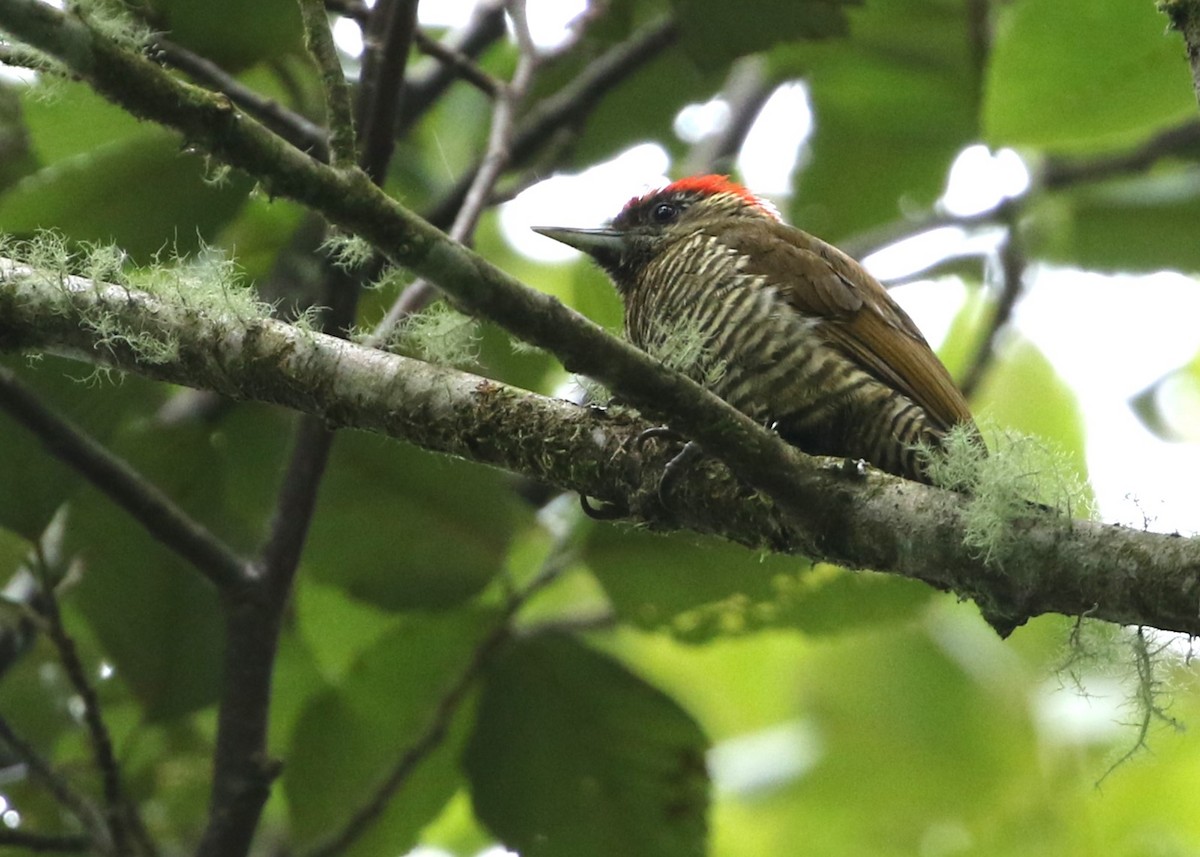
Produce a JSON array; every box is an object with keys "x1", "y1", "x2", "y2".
[
  {"x1": 635, "y1": 425, "x2": 686, "y2": 455},
  {"x1": 579, "y1": 493, "x2": 628, "y2": 520}
]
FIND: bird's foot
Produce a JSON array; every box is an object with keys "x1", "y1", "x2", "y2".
[
  {"x1": 579, "y1": 494, "x2": 628, "y2": 520},
  {"x1": 659, "y1": 441, "x2": 704, "y2": 502},
  {"x1": 635, "y1": 425, "x2": 686, "y2": 454}
]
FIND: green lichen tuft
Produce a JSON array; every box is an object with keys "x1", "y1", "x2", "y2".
[
  {"x1": 3, "y1": 231, "x2": 272, "y2": 365},
  {"x1": 641, "y1": 314, "x2": 727, "y2": 390},
  {"x1": 389, "y1": 301, "x2": 480, "y2": 368},
  {"x1": 923, "y1": 421, "x2": 1094, "y2": 568},
  {"x1": 1057, "y1": 620, "x2": 1187, "y2": 782},
  {"x1": 319, "y1": 232, "x2": 376, "y2": 272},
  {"x1": 72, "y1": 0, "x2": 154, "y2": 53}
]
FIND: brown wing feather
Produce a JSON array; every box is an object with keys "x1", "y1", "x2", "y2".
[{"x1": 718, "y1": 220, "x2": 974, "y2": 432}]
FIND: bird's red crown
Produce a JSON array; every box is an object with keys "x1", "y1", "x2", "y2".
[{"x1": 621, "y1": 175, "x2": 779, "y2": 220}]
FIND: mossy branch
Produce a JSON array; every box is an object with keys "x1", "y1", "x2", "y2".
[
  {"x1": 0, "y1": 0, "x2": 851, "y2": 540},
  {"x1": 2, "y1": 258, "x2": 1200, "y2": 637}
]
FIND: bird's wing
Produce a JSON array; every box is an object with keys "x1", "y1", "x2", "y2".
[{"x1": 719, "y1": 220, "x2": 974, "y2": 432}]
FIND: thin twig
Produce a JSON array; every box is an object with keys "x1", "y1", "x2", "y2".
[
  {"x1": 355, "y1": 0, "x2": 419, "y2": 184},
  {"x1": 959, "y1": 207, "x2": 1026, "y2": 398},
  {"x1": 422, "y1": 14, "x2": 680, "y2": 230},
  {"x1": 298, "y1": 0, "x2": 357, "y2": 166},
  {"x1": 0, "y1": 715, "x2": 111, "y2": 853},
  {"x1": 324, "y1": 0, "x2": 369, "y2": 24},
  {"x1": 1043, "y1": 119, "x2": 1200, "y2": 188},
  {"x1": 681, "y1": 55, "x2": 775, "y2": 177},
  {"x1": 0, "y1": 367, "x2": 249, "y2": 590},
  {"x1": 152, "y1": 38, "x2": 329, "y2": 159},
  {"x1": 199, "y1": 3, "x2": 426, "y2": 849},
  {"x1": 305, "y1": 537, "x2": 577, "y2": 857},
  {"x1": 412, "y1": 27, "x2": 499, "y2": 96},
  {"x1": 396, "y1": 0, "x2": 507, "y2": 136},
  {"x1": 372, "y1": 0, "x2": 543, "y2": 339},
  {"x1": 30, "y1": 550, "x2": 157, "y2": 857},
  {"x1": 0, "y1": 829, "x2": 92, "y2": 852}
]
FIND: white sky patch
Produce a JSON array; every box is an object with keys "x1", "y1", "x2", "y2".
[
  {"x1": 417, "y1": 0, "x2": 477, "y2": 28},
  {"x1": 331, "y1": 14, "x2": 363, "y2": 57},
  {"x1": 861, "y1": 226, "x2": 970, "y2": 282},
  {"x1": 1031, "y1": 677, "x2": 1127, "y2": 747},
  {"x1": 525, "y1": 0, "x2": 588, "y2": 50},
  {"x1": 942, "y1": 145, "x2": 1031, "y2": 217},
  {"x1": 674, "y1": 98, "x2": 732, "y2": 144},
  {"x1": 889, "y1": 278, "x2": 969, "y2": 354},
  {"x1": 1014, "y1": 268, "x2": 1200, "y2": 533},
  {"x1": 737, "y1": 82, "x2": 812, "y2": 196},
  {"x1": 708, "y1": 719, "x2": 823, "y2": 796},
  {"x1": 499, "y1": 143, "x2": 670, "y2": 263}
]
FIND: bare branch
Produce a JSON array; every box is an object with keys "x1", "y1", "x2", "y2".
[
  {"x1": 0, "y1": 714, "x2": 111, "y2": 853},
  {"x1": 0, "y1": 829, "x2": 92, "y2": 852},
  {"x1": 31, "y1": 550, "x2": 157, "y2": 857},
  {"x1": 0, "y1": 364, "x2": 249, "y2": 590},
  {"x1": 297, "y1": 0, "x2": 356, "y2": 166},
  {"x1": 355, "y1": 0, "x2": 419, "y2": 183},
  {"x1": 375, "y1": 0, "x2": 542, "y2": 338},
  {"x1": 959, "y1": 208, "x2": 1026, "y2": 398},
  {"x1": 423, "y1": 14, "x2": 679, "y2": 230},
  {"x1": 396, "y1": 0, "x2": 506, "y2": 136},
  {"x1": 152, "y1": 38, "x2": 330, "y2": 160},
  {"x1": 3, "y1": 264, "x2": 1200, "y2": 638},
  {"x1": 412, "y1": 27, "x2": 499, "y2": 96}
]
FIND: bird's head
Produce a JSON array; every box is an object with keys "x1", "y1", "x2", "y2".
[{"x1": 534, "y1": 175, "x2": 778, "y2": 292}]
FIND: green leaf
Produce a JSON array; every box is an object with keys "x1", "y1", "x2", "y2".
[
  {"x1": 671, "y1": 0, "x2": 852, "y2": 71},
  {"x1": 1027, "y1": 172, "x2": 1200, "y2": 273},
  {"x1": 18, "y1": 81, "x2": 145, "y2": 167},
  {"x1": 63, "y1": 420, "x2": 227, "y2": 721},
  {"x1": 140, "y1": 0, "x2": 304, "y2": 69},
  {"x1": 974, "y1": 337, "x2": 1088, "y2": 480},
  {"x1": 782, "y1": 0, "x2": 981, "y2": 240},
  {"x1": 770, "y1": 566, "x2": 933, "y2": 635},
  {"x1": 1131, "y1": 349, "x2": 1200, "y2": 443},
  {"x1": 0, "y1": 356, "x2": 164, "y2": 540},
  {"x1": 0, "y1": 129, "x2": 251, "y2": 263},
  {"x1": 285, "y1": 610, "x2": 498, "y2": 857},
  {"x1": 585, "y1": 526, "x2": 930, "y2": 640},
  {"x1": 304, "y1": 433, "x2": 528, "y2": 611},
  {"x1": 584, "y1": 526, "x2": 802, "y2": 639},
  {"x1": 554, "y1": 43, "x2": 717, "y2": 168},
  {"x1": 465, "y1": 634, "x2": 709, "y2": 857},
  {"x1": 984, "y1": 0, "x2": 1195, "y2": 151}
]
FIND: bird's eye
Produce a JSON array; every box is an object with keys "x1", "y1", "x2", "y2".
[{"x1": 652, "y1": 202, "x2": 679, "y2": 223}]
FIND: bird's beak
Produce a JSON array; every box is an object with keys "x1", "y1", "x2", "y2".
[{"x1": 532, "y1": 226, "x2": 626, "y2": 268}]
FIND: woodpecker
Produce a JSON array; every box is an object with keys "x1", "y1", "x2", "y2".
[{"x1": 534, "y1": 175, "x2": 976, "y2": 484}]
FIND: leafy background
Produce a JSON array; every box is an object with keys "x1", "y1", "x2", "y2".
[{"x1": 1, "y1": 0, "x2": 1199, "y2": 855}]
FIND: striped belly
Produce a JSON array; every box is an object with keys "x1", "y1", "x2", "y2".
[{"x1": 625, "y1": 234, "x2": 941, "y2": 481}]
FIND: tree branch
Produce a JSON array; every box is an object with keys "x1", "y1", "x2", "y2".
[
  {"x1": 32, "y1": 553, "x2": 157, "y2": 856},
  {"x1": 152, "y1": 37, "x2": 330, "y2": 160},
  {"x1": 2, "y1": 262, "x2": 1199, "y2": 637},
  {"x1": 375, "y1": 0, "x2": 541, "y2": 336},
  {"x1": 422, "y1": 14, "x2": 679, "y2": 230},
  {"x1": 0, "y1": 713, "x2": 111, "y2": 853},
  {"x1": 305, "y1": 532, "x2": 575, "y2": 857},
  {"x1": 0, "y1": 364, "x2": 249, "y2": 590},
  {"x1": 297, "y1": 0, "x2": 356, "y2": 167},
  {"x1": 1162, "y1": 1, "x2": 1200, "y2": 108},
  {"x1": 354, "y1": 0, "x2": 419, "y2": 184}
]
